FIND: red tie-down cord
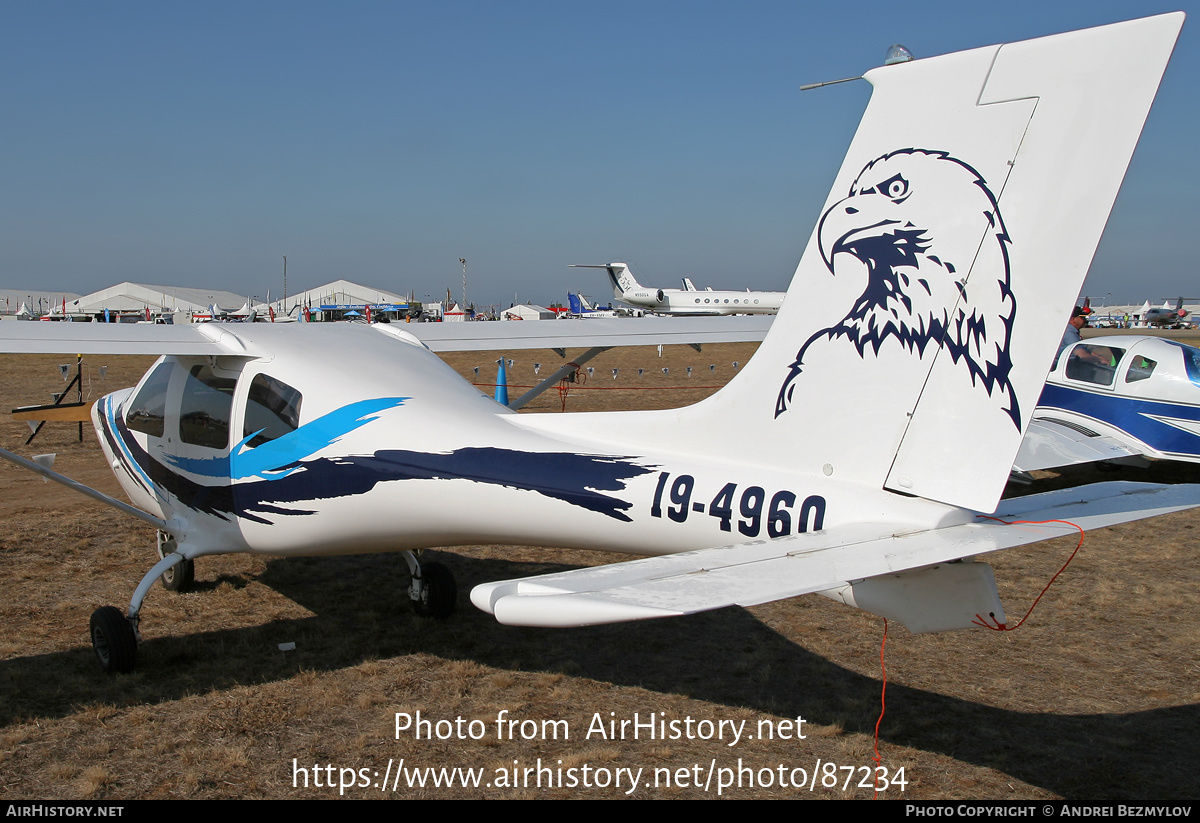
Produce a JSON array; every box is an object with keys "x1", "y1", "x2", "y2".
[
  {"x1": 872, "y1": 516, "x2": 1084, "y2": 797},
  {"x1": 971, "y1": 516, "x2": 1086, "y2": 631}
]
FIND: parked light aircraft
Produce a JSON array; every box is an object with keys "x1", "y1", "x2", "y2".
[
  {"x1": 566, "y1": 293, "x2": 624, "y2": 319},
  {"x1": 572, "y1": 262, "x2": 785, "y2": 316},
  {"x1": 0, "y1": 14, "x2": 1192, "y2": 674},
  {"x1": 1016, "y1": 335, "x2": 1200, "y2": 471}
]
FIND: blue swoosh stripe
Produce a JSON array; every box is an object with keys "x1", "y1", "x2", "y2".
[{"x1": 162, "y1": 397, "x2": 408, "y2": 480}]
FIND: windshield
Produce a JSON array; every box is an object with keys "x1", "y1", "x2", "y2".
[
  {"x1": 125, "y1": 361, "x2": 173, "y2": 437},
  {"x1": 1164, "y1": 341, "x2": 1200, "y2": 388}
]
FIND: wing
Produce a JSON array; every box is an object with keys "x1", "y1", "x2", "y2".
[
  {"x1": 401, "y1": 315, "x2": 772, "y2": 352},
  {"x1": 472, "y1": 481, "x2": 1200, "y2": 631},
  {"x1": 0, "y1": 316, "x2": 772, "y2": 356},
  {"x1": 0, "y1": 321, "x2": 253, "y2": 356}
]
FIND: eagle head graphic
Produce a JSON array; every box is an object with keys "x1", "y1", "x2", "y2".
[{"x1": 775, "y1": 148, "x2": 1019, "y2": 429}]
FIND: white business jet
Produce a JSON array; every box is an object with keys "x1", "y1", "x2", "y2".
[
  {"x1": 572, "y1": 262, "x2": 785, "y2": 316},
  {"x1": 1, "y1": 14, "x2": 1192, "y2": 675}
]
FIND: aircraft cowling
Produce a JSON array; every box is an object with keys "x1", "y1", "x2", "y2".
[{"x1": 655, "y1": 289, "x2": 665, "y2": 304}]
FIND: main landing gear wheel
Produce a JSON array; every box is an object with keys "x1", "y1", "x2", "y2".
[
  {"x1": 157, "y1": 534, "x2": 195, "y2": 592},
  {"x1": 412, "y1": 561, "x2": 457, "y2": 618},
  {"x1": 161, "y1": 558, "x2": 195, "y2": 592},
  {"x1": 90, "y1": 606, "x2": 137, "y2": 674}
]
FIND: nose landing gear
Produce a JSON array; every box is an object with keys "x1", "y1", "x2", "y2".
[
  {"x1": 89, "y1": 545, "x2": 191, "y2": 674},
  {"x1": 89, "y1": 606, "x2": 138, "y2": 674}
]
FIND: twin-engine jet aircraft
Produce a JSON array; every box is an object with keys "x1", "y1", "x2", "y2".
[
  {"x1": 1, "y1": 14, "x2": 1193, "y2": 673},
  {"x1": 572, "y1": 262, "x2": 785, "y2": 316},
  {"x1": 1141, "y1": 298, "x2": 1194, "y2": 328}
]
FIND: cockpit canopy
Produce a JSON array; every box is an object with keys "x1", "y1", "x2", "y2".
[{"x1": 125, "y1": 357, "x2": 303, "y2": 452}]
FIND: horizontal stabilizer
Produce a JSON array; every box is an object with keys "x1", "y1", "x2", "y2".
[{"x1": 472, "y1": 482, "x2": 1200, "y2": 627}]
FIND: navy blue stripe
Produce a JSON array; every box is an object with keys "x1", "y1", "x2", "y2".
[{"x1": 1038, "y1": 383, "x2": 1200, "y2": 458}]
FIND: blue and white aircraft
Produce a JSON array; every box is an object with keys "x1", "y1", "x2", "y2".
[
  {"x1": 1023, "y1": 335, "x2": 1200, "y2": 468},
  {"x1": 565, "y1": 293, "x2": 628, "y2": 319},
  {"x1": 0, "y1": 14, "x2": 1193, "y2": 674}
]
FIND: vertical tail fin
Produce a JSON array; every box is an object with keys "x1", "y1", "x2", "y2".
[
  {"x1": 568, "y1": 262, "x2": 646, "y2": 303},
  {"x1": 605, "y1": 263, "x2": 643, "y2": 301},
  {"x1": 671, "y1": 13, "x2": 1183, "y2": 513}
]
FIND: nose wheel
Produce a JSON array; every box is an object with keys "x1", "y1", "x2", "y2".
[
  {"x1": 89, "y1": 606, "x2": 138, "y2": 674},
  {"x1": 87, "y1": 547, "x2": 459, "y2": 673}
]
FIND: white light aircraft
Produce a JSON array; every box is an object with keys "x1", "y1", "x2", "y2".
[
  {"x1": 1, "y1": 14, "x2": 1192, "y2": 675},
  {"x1": 1017, "y1": 334, "x2": 1200, "y2": 471},
  {"x1": 572, "y1": 262, "x2": 785, "y2": 316}
]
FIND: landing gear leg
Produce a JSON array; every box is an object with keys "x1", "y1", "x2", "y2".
[
  {"x1": 89, "y1": 549, "x2": 191, "y2": 674},
  {"x1": 402, "y1": 551, "x2": 457, "y2": 618}
]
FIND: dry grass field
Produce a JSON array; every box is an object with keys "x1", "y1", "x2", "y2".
[{"x1": 1, "y1": 330, "x2": 1198, "y2": 799}]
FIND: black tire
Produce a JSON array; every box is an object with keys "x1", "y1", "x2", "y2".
[
  {"x1": 158, "y1": 536, "x2": 195, "y2": 593},
  {"x1": 412, "y1": 562, "x2": 456, "y2": 618},
  {"x1": 161, "y1": 557, "x2": 195, "y2": 592},
  {"x1": 90, "y1": 606, "x2": 137, "y2": 674}
]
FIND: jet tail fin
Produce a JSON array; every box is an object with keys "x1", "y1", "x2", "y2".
[
  {"x1": 605, "y1": 263, "x2": 639, "y2": 300},
  {"x1": 569, "y1": 262, "x2": 641, "y2": 302}
]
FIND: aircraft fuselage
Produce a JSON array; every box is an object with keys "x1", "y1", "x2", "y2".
[
  {"x1": 620, "y1": 287, "x2": 783, "y2": 316},
  {"x1": 90, "y1": 325, "x2": 956, "y2": 562}
]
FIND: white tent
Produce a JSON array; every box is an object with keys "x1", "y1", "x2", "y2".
[
  {"x1": 501, "y1": 304, "x2": 554, "y2": 321},
  {"x1": 69, "y1": 283, "x2": 251, "y2": 320},
  {"x1": 266, "y1": 280, "x2": 407, "y2": 312}
]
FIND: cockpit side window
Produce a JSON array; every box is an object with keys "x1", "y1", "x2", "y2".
[
  {"x1": 125, "y1": 361, "x2": 173, "y2": 437},
  {"x1": 1125, "y1": 356, "x2": 1157, "y2": 383},
  {"x1": 179, "y1": 364, "x2": 237, "y2": 449},
  {"x1": 1064, "y1": 344, "x2": 1125, "y2": 387},
  {"x1": 243, "y1": 374, "x2": 302, "y2": 448}
]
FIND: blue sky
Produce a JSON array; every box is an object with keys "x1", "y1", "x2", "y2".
[{"x1": 1, "y1": 1, "x2": 1195, "y2": 309}]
